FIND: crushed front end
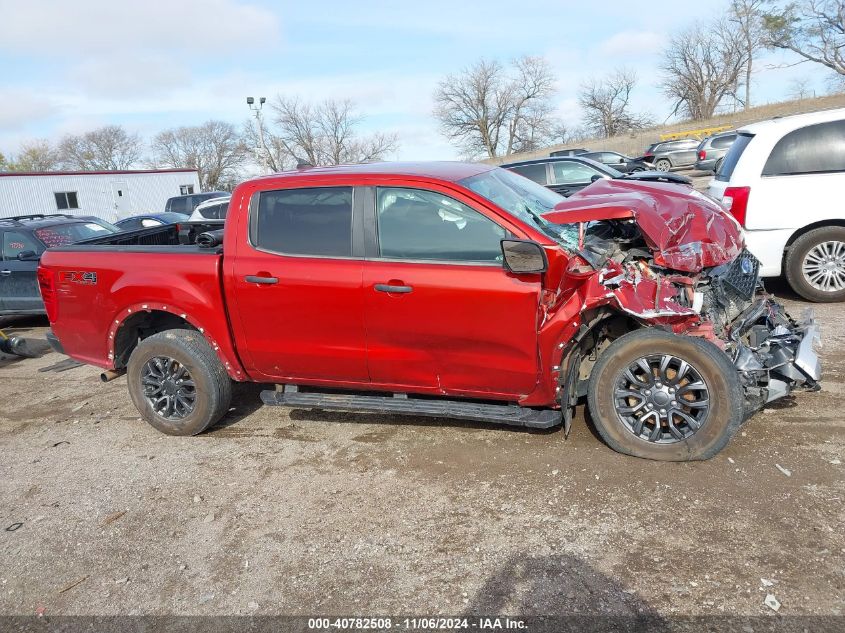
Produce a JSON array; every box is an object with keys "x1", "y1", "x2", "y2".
[
  {"x1": 544, "y1": 179, "x2": 822, "y2": 413},
  {"x1": 691, "y1": 251, "x2": 821, "y2": 413}
]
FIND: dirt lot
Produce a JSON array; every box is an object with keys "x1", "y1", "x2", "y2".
[{"x1": 1, "y1": 279, "x2": 843, "y2": 624}]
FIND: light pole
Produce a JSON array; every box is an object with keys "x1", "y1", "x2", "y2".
[{"x1": 246, "y1": 96, "x2": 271, "y2": 173}]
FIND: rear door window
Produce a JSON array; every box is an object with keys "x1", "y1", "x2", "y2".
[
  {"x1": 762, "y1": 120, "x2": 845, "y2": 176},
  {"x1": 252, "y1": 187, "x2": 353, "y2": 257},
  {"x1": 716, "y1": 133, "x2": 754, "y2": 182},
  {"x1": 508, "y1": 163, "x2": 548, "y2": 185}
]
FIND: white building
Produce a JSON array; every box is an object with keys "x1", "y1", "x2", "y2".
[{"x1": 0, "y1": 168, "x2": 201, "y2": 222}]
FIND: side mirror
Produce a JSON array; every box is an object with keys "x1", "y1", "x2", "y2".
[
  {"x1": 590, "y1": 174, "x2": 603, "y2": 183},
  {"x1": 16, "y1": 250, "x2": 39, "y2": 261},
  {"x1": 501, "y1": 240, "x2": 547, "y2": 274}
]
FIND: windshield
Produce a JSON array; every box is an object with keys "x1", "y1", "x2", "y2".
[
  {"x1": 35, "y1": 221, "x2": 117, "y2": 247},
  {"x1": 460, "y1": 167, "x2": 579, "y2": 248}
]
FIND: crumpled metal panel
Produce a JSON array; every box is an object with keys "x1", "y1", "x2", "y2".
[{"x1": 543, "y1": 179, "x2": 744, "y2": 273}]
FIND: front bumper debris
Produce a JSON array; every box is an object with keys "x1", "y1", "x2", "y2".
[{"x1": 729, "y1": 300, "x2": 821, "y2": 410}]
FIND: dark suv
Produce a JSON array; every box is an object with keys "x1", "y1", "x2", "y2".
[
  {"x1": 0, "y1": 214, "x2": 119, "y2": 315},
  {"x1": 642, "y1": 139, "x2": 700, "y2": 171},
  {"x1": 164, "y1": 191, "x2": 229, "y2": 215}
]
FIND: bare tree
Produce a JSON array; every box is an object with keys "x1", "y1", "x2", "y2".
[
  {"x1": 7, "y1": 140, "x2": 60, "y2": 171},
  {"x1": 789, "y1": 76, "x2": 814, "y2": 98},
  {"x1": 255, "y1": 97, "x2": 398, "y2": 168},
  {"x1": 660, "y1": 19, "x2": 748, "y2": 120},
  {"x1": 433, "y1": 56, "x2": 558, "y2": 158},
  {"x1": 151, "y1": 120, "x2": 248, "y2": 190},
  {"x1": 58, "y1": 125, "x2": 143, "y2": 170},
  {"x1": 578, "y1": 68, "x2": 652, "y2": 138},
  {"x1": 730, "y1": 0, "x2": 768, "y2": 109},
  {"x1": 764, "y1": 0, "x2": 845, "y2": 77}
]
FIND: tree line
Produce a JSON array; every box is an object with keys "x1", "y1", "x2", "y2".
[{"x1": 1, "y1": 0, "x2": 842, "y2": 179}]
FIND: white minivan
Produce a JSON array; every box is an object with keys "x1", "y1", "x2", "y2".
[{"x1": 708, "y1": 108, "x2": 845, "y2": 302}]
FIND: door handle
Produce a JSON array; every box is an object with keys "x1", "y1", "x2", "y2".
[
  {"x1": 0, "y1": 270, "x2": 11, "y2": 276},
  {"x1": 374, "y1": 283, "x2": 413, "y2": 294},
  {"x1": 245, "y1": 275, "x2": 278, "y2": 285}
]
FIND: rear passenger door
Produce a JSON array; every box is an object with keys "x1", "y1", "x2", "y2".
[
  {"x1": 361, "y1": 185, "x2": 542, "y2": 397},
  {"x1": 0, "y1": 230, "x2": 44, "y2": 313},
  {"x1": 229, "y1": 186, "x2": 369, "y2": 383}
]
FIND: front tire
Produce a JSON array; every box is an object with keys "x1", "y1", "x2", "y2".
[
  {"x1": 587, "y1": 329, "x2": 744, "y2": 461},
  {"x1": 655, "y1": 158, "x2": 671, "y2": 172},
  {"x1": 127, "y1": 328, "x2": 232, "y2": 435},
  {"x1": 785, "y1": 226, "x2": 845, "y2": 302}
]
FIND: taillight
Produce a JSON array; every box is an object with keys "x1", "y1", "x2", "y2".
[
  {"x1": 721, "y1": 186, "x2": 751, "y2": 226},
  {"x1": 37, "y1": 268, "x2": 58, "y2": 322},
  {"x1": 698, "y1": 150, "x2": 706, "y2": 160}
]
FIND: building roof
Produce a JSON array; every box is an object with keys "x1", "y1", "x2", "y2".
[{"x1": 0, "y1": 168, "x2": 198, "y2": 178}]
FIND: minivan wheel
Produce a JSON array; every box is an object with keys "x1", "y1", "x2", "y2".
[
  {"x1": 587, "y1": 329, "x2": 744, "y2": 461},
  {"x1": 655, "y1": 158, "x2": 671, "y2": 171},
  {"x1": 786, "y1": 226, "x2": 845, "y2": 303},
  {"x1": 127, "y1": 328, "x2": 232, "y2": 435}
]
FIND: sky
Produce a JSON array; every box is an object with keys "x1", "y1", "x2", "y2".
[{"x1": 0, "y1": 0, "x2": 836, "y2": 162}]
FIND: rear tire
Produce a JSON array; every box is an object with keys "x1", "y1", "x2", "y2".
[
  {"x1": 587, "y1": 329, "x2": 744, "y2": 461},
  {"x1": 127, "y1": 328, "x2": 232, "y2": 435},
  {"x1": 655, "y1": 158, "x2": 671, "y2": 172},
  {"x1": 785, "y1": 226, "x2": 845, "y2": 302}
]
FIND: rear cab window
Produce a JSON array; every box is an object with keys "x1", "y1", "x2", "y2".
[
  {"x1": 716, "y1": 133, "x2": 754, "y2": 182},
  {"x1": 251, "y1": 187, "x2": 353, "y2": 257}
]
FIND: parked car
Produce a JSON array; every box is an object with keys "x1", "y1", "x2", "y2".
[
  {"x1": 502, "y1": 156, "x2": 691, "y2": 197},
  {"x1": 642, "y1": 138, "x2": 700, "y2": 171},
  {"x1": 178, "y1": 196, "x2": 231, "y2": 244},
  {"x1": 163, "y1": 191, "x2": 229, "y2": 215},
  {"x1": 579, "y1": 151, "x2": 649, "y2": 174},
  {"x1": 549, "y1": 148, "x2": 588, "y2": 157},
  {"x1": 694, "y1": 132, "x2": 737, "y2": 173},
  {"x1": 39, "y1": 162, "x2": 819, "y2": 461},
  {"x1": 708, "y1": 108, "x2": 845, "y2": 302},
  {"x1": 114, "y1": 212, "x2": 187, "y2": 231},
  {"x1": 1, "y1": 213, "x2": 119, "y2": 315}
]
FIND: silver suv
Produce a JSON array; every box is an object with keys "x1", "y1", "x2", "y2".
[
  {"x1": 642, "y1": 139, "x2": 700, "y2": 171},
  {"x1": 694, "y1": 131, "x2": 737, "y2": 173}
]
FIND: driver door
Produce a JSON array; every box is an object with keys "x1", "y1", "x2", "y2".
[
  {"x1": 362, "y1": 185, "x2": 542, "y2": 398},
  {"x1": 0, "y1": 230, "x2": 44, "y2": 313}
]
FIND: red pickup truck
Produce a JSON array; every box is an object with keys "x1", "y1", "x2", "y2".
[{"x1": 38, "y1": 162, "x2": 821, "y2": 460}]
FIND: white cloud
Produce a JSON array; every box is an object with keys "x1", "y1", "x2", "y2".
[
  {"x1": 0, "y1": 90, "x2": 57, "y2": 129},
  {"x1": 598, "y1": 30, "x2": 663, "y2": 57},
  {"x1": 0, "y1": 0, "x2": 281, "y2": 57}
]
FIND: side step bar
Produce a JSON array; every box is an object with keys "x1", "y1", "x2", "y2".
[{"x1": 260, "y1": 385, "x2": 562, "y2": 429}]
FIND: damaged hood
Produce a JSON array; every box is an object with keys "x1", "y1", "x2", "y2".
[{"x1": 543, "y1": 179, "x2": 744, "y2": 272}]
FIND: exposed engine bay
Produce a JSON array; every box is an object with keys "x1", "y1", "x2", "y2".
[{"x1": 576, "y1": 216, "x2": 821, "y2": 413}]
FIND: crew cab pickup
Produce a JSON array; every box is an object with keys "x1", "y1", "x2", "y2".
[{"x1": 39, "y1": 162, "x2": 822, "y2": 461}]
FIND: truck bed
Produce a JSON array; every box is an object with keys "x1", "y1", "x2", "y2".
[{"x1": 39, "y1": 245, "x2": 228, "y2": 372}]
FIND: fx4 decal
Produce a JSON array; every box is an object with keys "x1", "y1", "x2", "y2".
[{"x1": 59, "y1": 271, "x2": 98, "y2": 285}]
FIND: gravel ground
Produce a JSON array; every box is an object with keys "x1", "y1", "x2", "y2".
[{"x1": 1, "y1": 278, "x2": 843, "y2": 623}]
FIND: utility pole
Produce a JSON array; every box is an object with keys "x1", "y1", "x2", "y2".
[{"x1": 246, "y1": 96, "x2": 273, "y2": 172}]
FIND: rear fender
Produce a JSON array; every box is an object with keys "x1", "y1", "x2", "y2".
[{"x1": 109, "y1": 302, "x2": 246, "y2": 381}]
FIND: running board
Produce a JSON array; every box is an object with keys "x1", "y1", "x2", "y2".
[{"x1": 260, "y1": 386, "x2": 562, "y2": 429}]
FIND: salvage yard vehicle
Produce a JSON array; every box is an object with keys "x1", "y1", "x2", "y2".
[
  {"x1": 709, "y1": 108, "x2": 845, "y2": 302},
  {"x1": 1, "y1": 214, "x2": 119, "y2": 315},
  {"x1": 38, "y1": 162, "x2": 821, "y2": 460},
  {"x1": 502, "y1": 155, "x2": 691, "y2": 197}
]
